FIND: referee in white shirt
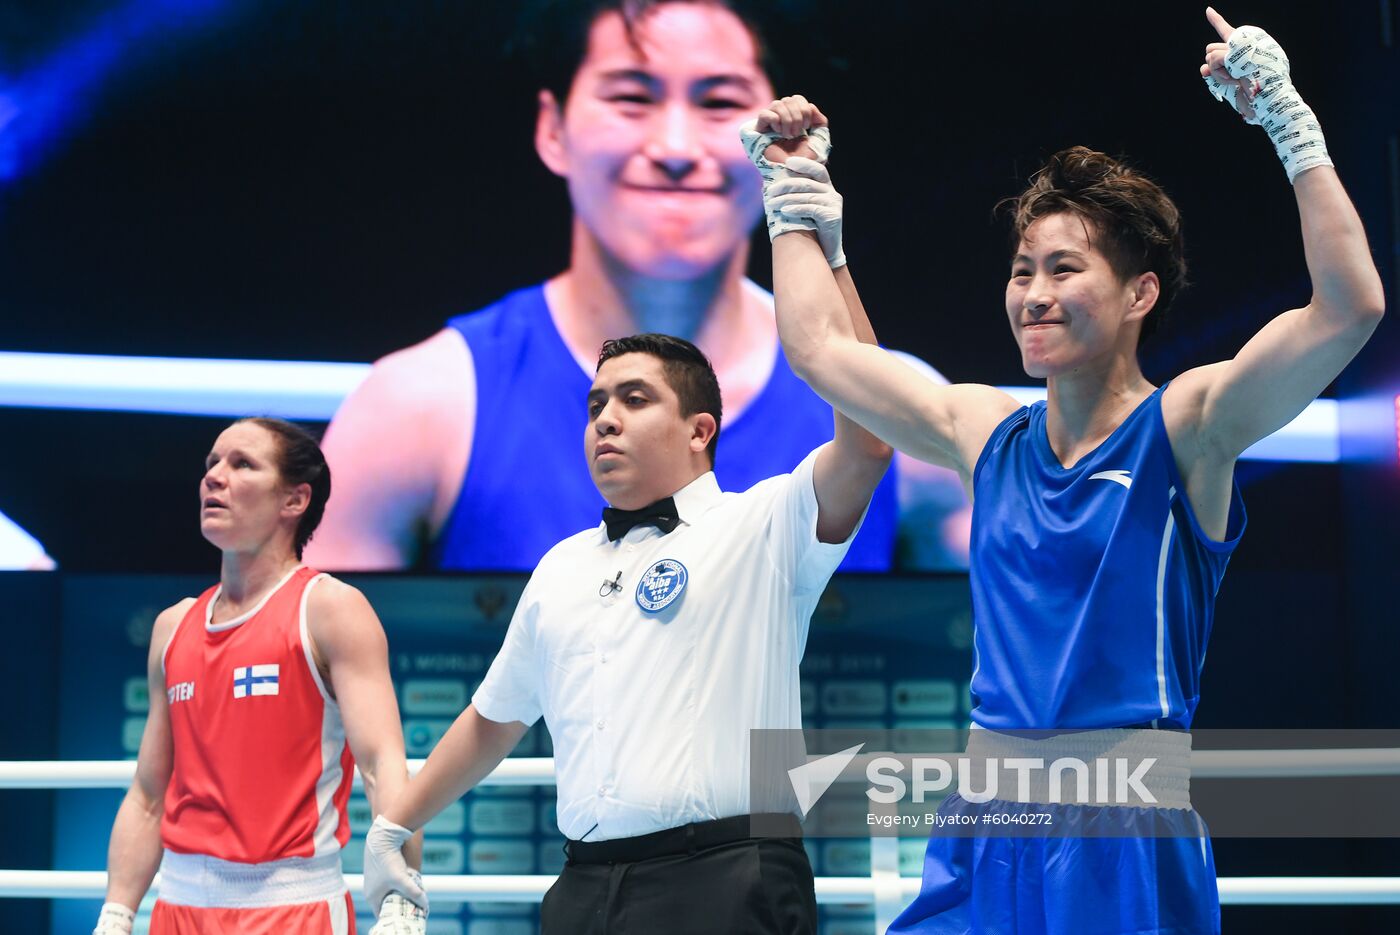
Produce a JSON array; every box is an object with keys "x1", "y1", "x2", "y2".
[{"x1": 361, "y1": 319, "x2": 891, "y2": 931}]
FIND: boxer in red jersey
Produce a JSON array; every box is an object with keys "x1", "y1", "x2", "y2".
[{"x1": 93, "y1": 418, "x2": 426, "y2": 935}]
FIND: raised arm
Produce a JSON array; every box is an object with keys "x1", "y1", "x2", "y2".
[
  {"x1": 1172, "y1": 9, "x2": 1384, "y2": 461},
  {"x1": 745, "y1": 101, "x2": 1018, "y2": 486},
  {"x1": 307, "y1": 330, "x2": 474, "y2": 570},
  {"x1": 754, "y1": 100, "x2": 892, "y2": 541},
  {"x1": 94, "y1": 601, "x2": 188, "y2": 935}
]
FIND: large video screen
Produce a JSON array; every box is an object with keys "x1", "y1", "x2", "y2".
[{"x1": 0, "y1": 2, "x2": 1366, "y2": 576}]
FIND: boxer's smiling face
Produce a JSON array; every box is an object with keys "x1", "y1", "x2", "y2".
[
  {"x1": 1006, "y1": 213, "x2": 1154, "y2": 379},
  {"x1": 587, "y1": 352, "x2": 716, "y2": 510},
  {"x1": 535, "y1": 3, "x2": 771, "y2": 279}
]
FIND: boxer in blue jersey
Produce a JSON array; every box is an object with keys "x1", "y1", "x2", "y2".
[
  {"x1": 307, "y1": 0, "x2": 968, "y2": 574},
  {"x1": 751, "y1": 8, "x2": 1384, "y2": 932}
]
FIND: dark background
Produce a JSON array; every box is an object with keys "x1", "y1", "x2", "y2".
[
  {"x1": 0, "y1": 0, "x2": 1394, "y2": 573},
  {"x1": 1, "y1": 1, "x2": 1397, "y2": 930}
]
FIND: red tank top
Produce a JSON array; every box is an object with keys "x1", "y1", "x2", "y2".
[{"x1": 160, "y1": 566, "x2": 354, "y2": 863}]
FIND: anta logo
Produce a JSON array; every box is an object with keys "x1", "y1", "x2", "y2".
[
  {"x1": 167, "y1": 681, "x2": 195, "y2": 704},
  {"x1": 1088, "y1": 469, "x2": 1133, "y2": 489}
]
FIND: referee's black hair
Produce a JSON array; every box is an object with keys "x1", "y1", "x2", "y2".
[
  {"x1": 235, "y1": 417, "x2": 331, "y2": 559},
  {"x1": 512, "y1": 0, "x2": 784, "y2": 106},
  {"x1": 597, "y1": 334, "x2": 723, "y2": 467}
]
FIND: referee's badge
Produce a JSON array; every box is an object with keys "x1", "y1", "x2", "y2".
[{"x1": 636, "y1": 559, "x2": 688, "y2": 614}]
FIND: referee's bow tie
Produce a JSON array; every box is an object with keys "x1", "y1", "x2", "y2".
[{"x1": 603, "y1": 497, "x2": 680, "y2": 541}]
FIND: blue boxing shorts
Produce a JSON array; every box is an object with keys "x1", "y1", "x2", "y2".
[
  {"x1": 888, "y1": 795, "x2": 1219, "y2": 934},
  {"x1": 888, "y1": 728, "x2": 1219, "y2": 934}
]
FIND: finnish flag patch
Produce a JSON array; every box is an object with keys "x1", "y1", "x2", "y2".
[{"x1": 233, "y1": 664, "x2": 280, "y2": 698}]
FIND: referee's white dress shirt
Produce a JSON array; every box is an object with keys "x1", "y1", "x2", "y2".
[{"x1": 472, "y1": 447, "x2": 859, "y2": 842}]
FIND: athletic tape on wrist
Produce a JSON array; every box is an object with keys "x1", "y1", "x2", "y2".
[
  {"x1": 380, "y1": 893, "x2": 428, "y2": 921},
  {"x1": 739, "y1": 121, "x2": 833, "y2": 241},
  {"x1": 1203, "y1": 25, "x2": 1331, "y2": 182},
  {"x1": 94, "y1": 902, "x2": 135, "y2": 935},
  {"x1": 765, "y1": 165, "x2": 848, "y2": 268}
]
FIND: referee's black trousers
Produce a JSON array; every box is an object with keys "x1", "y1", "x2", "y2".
[{"x1": 540, "y1": 814, "x2": 817, "y2": 935}]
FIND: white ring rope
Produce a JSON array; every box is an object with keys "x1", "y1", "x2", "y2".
[
  {"x1": 1190, "y1": 748, "x2": 1400, "y2": 778},
  {"x1": 0, "y1": 871, "x2": 1397, "y2": 906},
  {"x1": 4, "y1": 753, "x2": 1399, "y2": 910},
  {"x1": 3, "y1": 749, "x2": 1398, "y2": 789},
  {"x1": 0, "y1": 758, "x2": 556, "y2": 789}
]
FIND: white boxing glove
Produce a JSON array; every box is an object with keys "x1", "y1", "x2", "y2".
[
  {"x1": 92, "y1": 902, "x2": 135, "y2": 935},
  {"x1": 364, "y1": 815, "x2": 428, "y2": 914},
  {"x1": 369, "y1": 892, "x2": 428, "y2": 935},
  {"x1": 1203, "y1": 24, "x2": 1331, "y2": 182},
  {"x1": 763, "y1": 156, "x2": 846, "y2": 269}
]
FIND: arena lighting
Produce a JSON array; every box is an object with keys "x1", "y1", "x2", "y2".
[
  {"x1": 1394, "y1": 394, "x2": 1399, "y2": 465},
  {"x1": 0, "y1": 351, "x2": 1342, "y2": 463},
  {"x1": 0, "y1": 352, "x2": 363, "y2": 421},
  {"x1": 0, "y1": 0, "x2": 239, "y2": 181}
]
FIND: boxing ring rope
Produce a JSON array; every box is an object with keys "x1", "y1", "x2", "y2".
[
  {"x1": 6, "y1": 746, "x2": 1400, "y2": 789},
  {"x1": 3, "y1": 870, "x2": 1399, "y2": 906},
  {"x1": 0, "y1": 757, "x2": 555, "y2": 790},
  {"x1": 4, "y1": 752, "x2": 1400, "y2": 909}
]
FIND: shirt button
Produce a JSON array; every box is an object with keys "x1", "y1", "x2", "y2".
[
  {"x1": 598, "y1": 785, "x2": 608, "y2": 797},
  {"x1": 626, "y1": 545, "x2": 635, "y2": 552},
  {"x1": 596, "y1": 719, "x2": 606, "y2": 731},
  {"x1": 600, "y1": 653, "x2": 609, "y2": 664}
]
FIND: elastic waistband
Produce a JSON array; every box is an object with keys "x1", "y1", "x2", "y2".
[
  {"x1": 158, "y1": 850, "x2": 345, "y2": 908},
  {"x1": 565, "y1": 813, "x2": 801, "y2": 865},
  {"x1": 963, "y1": 728, "x2": 1192, "y2": 810}
]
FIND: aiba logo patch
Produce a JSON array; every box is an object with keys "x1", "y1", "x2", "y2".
[{"x1": 636, "y1": 559, "x2": 688, "y2": 614}]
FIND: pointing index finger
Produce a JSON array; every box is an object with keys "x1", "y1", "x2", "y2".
[{"x1": 1205, "y1": 6, "x2": 1235, "y2": 41}]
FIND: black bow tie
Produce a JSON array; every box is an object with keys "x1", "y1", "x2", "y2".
[{"x1": 603, "y1": 497, "x2": 680, "y2": 541}]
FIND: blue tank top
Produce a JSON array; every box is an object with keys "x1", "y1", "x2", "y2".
[
  {"x1": 433, "y1": 284, "x2": 899, "y2": 571},
  {"x1": 968, "y1": 385, "x2": 1245, "y2": 730}
]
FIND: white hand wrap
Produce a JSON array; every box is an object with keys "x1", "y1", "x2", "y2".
[
  {"x1": 369, "y1": 892, "x2": 428, "y2": 935},
  {"x1": 764, "y1": 157, "x2": 846, "y2": 268},
  {"x1": 739, "y1": 120, "x2": 845, "y2": 266},
  {"x1": 364, "y1": 815, "x2": 428, "y2": 913},
  {"x1": 1203, "y1": 25, "x2": 1331, "y2": 182},
  {"x1": 93, "y1": 902, "x2": 135, "y2": 935}
]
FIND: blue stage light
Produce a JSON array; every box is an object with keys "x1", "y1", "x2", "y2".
[{"x1": 0, "y1": 0, "x2": 239, "y2": 182}]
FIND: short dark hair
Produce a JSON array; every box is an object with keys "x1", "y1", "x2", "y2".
[
  {"x1": 1003, "y1": 147, "x2": 1187, "y2": 349},
  {"x1": 597, "y1": 333, "x2": 723, "y2": 466},
  {"x1": 514, "y1": 0, "x2": 781, "y2": 106},
  {"x1": 235, "y1": 417, "x2": 331, "y2": 560}
]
